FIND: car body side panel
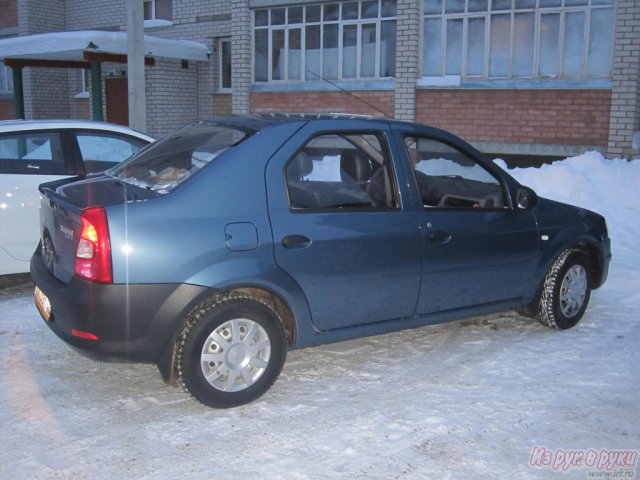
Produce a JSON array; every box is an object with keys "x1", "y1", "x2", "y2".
[
  {"x1": 416, "y1": 209, "x2": 540, "y2": 314},
  {"x1": 265, "y1": 120, "x2": 422, "y2": 332},
  {"x1": 528, "y1": 197, "x2": 612, "y2": 293},
  {"x1": 387, "y1": 124, "x2": 541, "y2": 311},
  {"x1": 107, "y1": 121, "x2": 305, "y2": 286}
]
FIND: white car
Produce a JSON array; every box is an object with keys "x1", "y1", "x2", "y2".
[{"x1": 0, "y1": 120, "x2": 153, "y2": 275}]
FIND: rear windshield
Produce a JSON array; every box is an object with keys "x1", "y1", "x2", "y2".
[{"x1": 109, "y1": 122, "x2": 249, "y2": 193}]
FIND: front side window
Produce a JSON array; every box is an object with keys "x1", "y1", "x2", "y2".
[
  {"x1": 405, "y1": 136, "x2": 507, "y2": 209},
  {"x1": 111, "y1": 122, "x2": 249, "y2": 194},
  {"x1": 422, "y1": 0, "x2": 615, "y2": 81},
  {"x1": 286, "y1": 132, "x2": 398, "y2": 210},
  {"x1": 254, "y1": 0, "x2": 397, "y2": 83},
  {"x1": 0, "y1": 132, "x2": 66, "y2": 175}
]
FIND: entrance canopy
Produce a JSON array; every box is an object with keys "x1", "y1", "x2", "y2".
[
  {"x1": 0, "y1": 30, "x2": 210, "y2": 120},
  {"x1": 0, "y1": 30, "x2": 210, "y2": 66}
]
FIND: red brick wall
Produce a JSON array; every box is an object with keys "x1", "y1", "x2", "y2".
[
  {"x1": 213, "y1": 93, "x2": 232, "y2": 116},
  {"x1": 0, "y1": 99, "x2": 15, "y2": 120},
  {"x1": 0, "y1": 0, "x2": 18, "y2": 28},
  {"x1": 416, "y1": 89, "x2": 611, "y2": 147},
  {"x1": 251, "y1": 90, "x2": 395, "y2": 118}
]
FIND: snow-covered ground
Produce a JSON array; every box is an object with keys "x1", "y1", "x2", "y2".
[{"x1": 1, "y1": 152, "x2": 638, "y2": 479}]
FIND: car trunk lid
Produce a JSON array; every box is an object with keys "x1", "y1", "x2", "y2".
[{"x1": 38, "y1": 175, "x2": 157, "y2": 284}]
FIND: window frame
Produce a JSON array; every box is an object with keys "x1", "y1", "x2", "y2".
[
  {"x1": 143, "y1": 0, "x2": 173, "y2": 21},
  {"x1": 285, "y1": 130, "x2": 400, "y2": 212},
  {"x1": 218, "y1": 38, "x2": 232, "y2": 92},
  {"x1": 421, "y1": 0, "x2": 615, "y2": 82},
  {"x1": 0, "y1": 62, "x2": 13, "y2": 95},
  {"x1": 0, "y1": 131, "x2": 67, "y2": 175},
  {"x1": 253, "y1": 0, "x2": 397, "y2": 83},
  {"x1": 404, "y1": 134, "x2": 510, "y2": 210}
]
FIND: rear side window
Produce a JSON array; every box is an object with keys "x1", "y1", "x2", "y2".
[
  {"x1": 286, "y1": 133, "x2": 398, "y2": 210},
  {"x1": 0, "y1": 132, "x2": 66, "y2": 175},
  {"x1": 76, "y1": 132, "x2": 148, "y2": 174},
  {"x1": 111, "y1": 123, "x2": 248, "y2": 194}
]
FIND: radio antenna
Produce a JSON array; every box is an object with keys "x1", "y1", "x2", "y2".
[{"x1": 306, "y1": 70, "x2": 393, "y2": 119}]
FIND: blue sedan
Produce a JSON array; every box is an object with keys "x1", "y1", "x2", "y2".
[{"x1": 30, "y1": 114, "x2": 611, "y2": 408}]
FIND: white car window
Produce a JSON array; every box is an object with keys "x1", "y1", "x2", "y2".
[
  {"x1": 77, "y1": 133, "x2": 146, "y2": 162},
  {"x1": 0, "y1": 133, "x2": 65, "y2": 174}
]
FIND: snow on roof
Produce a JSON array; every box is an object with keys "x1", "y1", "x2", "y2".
[{"x1": 0, "y1": 30, "x2": 210, "y2": 62}]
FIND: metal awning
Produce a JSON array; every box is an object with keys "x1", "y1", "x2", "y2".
[{"x1": 0, "y1": 30, "x2": 210, "y2": 66}]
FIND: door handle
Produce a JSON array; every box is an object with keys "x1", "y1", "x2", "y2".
[
  {"x1": 428, "y1": 230, "x2": 452, "y2": 244},
  {"x1": 282, "y1": 235, "x2": 311, "y2": 249}
]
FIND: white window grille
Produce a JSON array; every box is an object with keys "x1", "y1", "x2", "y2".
[
  {"x1": 422, "y1": 0, "x2": 615, "y2": 81},
  {"x1": 0, "y1": 62, "x2": 13, "y2": 94},
  {"x1": 254, "y1": 0, "x2": 397, "y2": 83}
]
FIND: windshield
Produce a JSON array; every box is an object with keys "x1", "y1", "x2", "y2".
[{"x1": 109, "y1": 122, "x2": 250, "y2": 194}]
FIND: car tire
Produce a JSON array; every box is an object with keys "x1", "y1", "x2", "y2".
[
  {"x1": 536, "y1": 249, "x2": 591, "y2": 330},
  {"x1": 176, "y1": 295, "x2": 287, "y2": 408}
]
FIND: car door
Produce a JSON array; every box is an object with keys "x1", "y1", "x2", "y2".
[
  {"x1": 0, "y1": 130, "x2": 71, "y2": 273},
  {"x1": 266, "y1": 122, "x2": 422, "y2": 331},
  {"x1": 398, "y1": 128, "x2": 540, "y2": 314}
]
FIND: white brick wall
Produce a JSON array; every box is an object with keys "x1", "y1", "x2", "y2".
[
  {"x1": 231, "y1": 0, "x2": 251, "y2": 115},
  {"x1": 394, "y1": 0, "x2": 420, "y2": 121},
  {"x1": 607, "y1": 0, "x2": 640, "y2": 159}
]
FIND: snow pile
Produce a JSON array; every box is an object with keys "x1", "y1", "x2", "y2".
[{"x1": 497, "y1": 151, "x2": 640, "y2": 254}]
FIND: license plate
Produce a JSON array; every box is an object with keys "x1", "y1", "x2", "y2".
[{"x1": 34, "y1": 287, "x2": 52, "y2": 321}]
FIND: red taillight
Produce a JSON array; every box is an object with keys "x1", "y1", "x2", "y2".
[{"x1": 75, "y1": 207, "x2": 112, "y2": 283}]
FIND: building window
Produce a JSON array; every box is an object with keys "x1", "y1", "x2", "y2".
[
  {"x1": 422, "y1": 0, "x2": 615, "y2": 81},
  {"x1": 144, "y1": 0, "x2": 172, "y2": 21},
  {"x1": 0, "y1": 62, "x2": 13, "y2": 94},
  {"x1": 219, "y1": 38, "x2": 232, "y2": 91},
  {"x1": 79, "y1": 69, "x2": 90, "y2": 95},
  {"x1": 254, "y1": 0, "x2": 397, "y2": 83}
]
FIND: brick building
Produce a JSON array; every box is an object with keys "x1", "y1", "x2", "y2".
[{"x1": 1, "y1": 0, "x2": 638, "y2": 160}]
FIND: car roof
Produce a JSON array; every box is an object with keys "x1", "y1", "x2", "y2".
[
  {"x1": 199, "y1": 113, "x2": 393, "y2": 132},
  {"x1": 0, "y1": 119, "x2": 154, "y2": 141}
]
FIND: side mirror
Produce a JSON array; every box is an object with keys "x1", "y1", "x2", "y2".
[{"x1": 516, "y1": 186, "x2": 538, "y2": 210}]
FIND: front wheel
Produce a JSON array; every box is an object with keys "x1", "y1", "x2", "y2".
[
  {"x1": 537, "y1": 249, "x2": 591, "y2": 330},
  {"x1": 176, "y1": 295, "x2": 287, "y2": 408}
]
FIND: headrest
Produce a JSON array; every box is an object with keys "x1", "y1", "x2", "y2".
[
  {"x1": 288, "y1": 151, "x2": 313, "y2": 180},
  {"x1": 340, "y1": 149, "x2": 372, "y2": 183}
]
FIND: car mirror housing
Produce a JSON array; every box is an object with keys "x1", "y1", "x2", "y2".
[{"x1": 516, "y1": 186, "x2": 538, "y2": 209}]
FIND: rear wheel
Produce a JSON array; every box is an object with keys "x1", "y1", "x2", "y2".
[
  {"x1": 176, "y1": 295, "x2": 287, "y2": 408},
  {"x1": 537, "y1": 249, "x2": 591, "y2": 330}
]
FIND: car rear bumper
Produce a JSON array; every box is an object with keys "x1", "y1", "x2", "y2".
[{"x1": 30, "y1": 247, "x2": 211, "y2": 363}]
